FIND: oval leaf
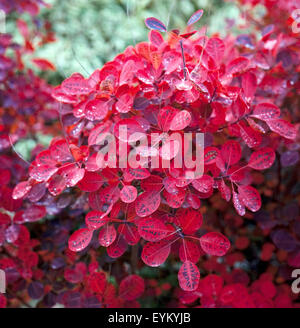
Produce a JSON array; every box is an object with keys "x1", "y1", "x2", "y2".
[
  {"x1": 178, "y1": 261, "x2": 200, "y2": 291},
  {"x1": 252, "y1": 103, "x2": 280, "y2": 121},
  {"x1": 98, "y1": 225, "x2": 116, "y2": 247},
  {"x1": 187, "y1": 9, "x2": 204, "y2": 26},
  {"x1": 138, "y1": 217, "x2": 168, "y2": 242},
  {"x1": 68, "y1": 228, "x2": 93, "y2": 252},
  {"x1": 200, "y1": 232, "x2": 230, "y2": 256},
  {"x1": 238, "y1": 185, "x2": 261, "y2": 212},
  {"x1": 266, "y1": 119, "x2": 297, "y2": 140},
  {"x1": 145, "y1": 17, "x2": 167, "y2": 32},
  {"x1": 248, "y1": 147, "x2": 276, "y2": 170},
  {"x1": 135, "y1": 190, "x2": 161, "y2": 217},
  {"x1": 142, "y1": 240, "x2": 171, "y2": 267}
]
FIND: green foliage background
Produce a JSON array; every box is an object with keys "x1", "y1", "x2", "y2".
[
  {"x1": 8, "y1": 0, "x2": 241, "y2": 83},
  {"x1": 5, "y1": 0, "x2": 242, "y2": 161}
]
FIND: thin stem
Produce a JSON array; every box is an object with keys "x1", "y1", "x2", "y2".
[{"x1": 179, "y1": 40, "x2": 187, "y2": 80}]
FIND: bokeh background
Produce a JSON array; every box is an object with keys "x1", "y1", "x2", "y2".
[{"x1": 6, "y1": 0, "x2": 252, "y2": 83}]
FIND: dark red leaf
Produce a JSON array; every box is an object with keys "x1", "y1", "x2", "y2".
[
  {"x1": 178, "y1": 261, "x2": 200, "y2": 291},
  {"x1": 98, "y1": 225, "x2": 117, "y2": 247},
  {"x1": 142, "y1": 240, "x2": 171, "y2": 267},
  {"x1": 119, "y1": 275, "x2": 145, "y2": 301},
  {"x1": 137, "y1": 217, "x2": 168, "y2": 242},
  {"x1": 85, "y1": 211, "x2": 109, "y2": 230},
  {"x1": 68, "y1": 228, "x2": 93, "y2": 252},
  {"x1": 238, "y1": 185, "x2": 261, "y2": 212},
  {"x1": 200, "y1": 232, "x2": 230, "y2": 256},
  {"x1": 135, "y1": 190, "x2": 161, "y2": 217}
]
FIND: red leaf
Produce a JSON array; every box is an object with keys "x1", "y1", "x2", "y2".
[
  {"x1": 242, "y1": 72, "x2": 257, "y2": 103},
  {"x1": 180, "y1": 31, "x2": 197, "y2": 39},
  {"x1": 119, "y1": 275, "x2": 145, "y2": 301},
  {"x1": 23, "y1": 205, "x2": 46, "y2": 222},
  {"x1": 248, "y1": 147, "x2": 276, "y2": 170},
  {"x1": 192, "y1": 174, "x2": 214, "y2": 193},
  {"x1": 177, "y1": 208, "x2": 203, "y2": 234},
  {"x1": 12, "y1": 181, "x2": 32, "y2": 199},
  {"x1": 238, "y1": 185, "x2": 261, "y2": 212},
  {"x1": 266, "y1": 119, "x2": 297, "y2": 140},
  {"x1": 120, "y1": 185, "x2": 137, "y2": 203},
  {"x1": 68, "y1": 228, "x2": 93, "y2": 252},
  {"x1": 32, "y1": 58, "x2": 56, "y2": 71},
  {"x1": 251, "y1": 103, "x2": 280, "y2": 121},
  {"x1": 232, "y1": 190, "x2": 246, "y2": 216},
  {"x1": 163, "y1": 176, "x2": 179, "y2": 194},
  {"x1": 137, "y1": 217, "x2": 168, "y2": 242},
  {"x1": 124, "y1": 168, "x2": 151, "y2": 181},
  {"x1": 98, "y1": 225, "x2": 117, "y2": 247},
  {"x1": 169, "y1": 110, "x2": 192, "y2": 131},
  {"x1": 200, "y1": 274, "x2": 224, "y2": 297},
  {"x1": 88, "y1": 272, "x2": 107, "y2": 295},
  {"x1": 217, "y1": 180, "x2": 231, "y2": 202},
  {"x1": 221, "y1": 140, "x2": 242, "y2": 166},
  {"x1": 114, "y1": 118, "x2": 145, "y2": 142},
  {"x1": 61, "y1": 73, "x2": 92, "y2": 95},
  {"x1": 50, "y1": 139, "x2": 72, "y2": 162},
  {"x1": 178, "y1": 260, "x2": 200, "y2": 291},
  {"x1": 119, "y1": 60, "x2": 135, "y2": 85},
  {"x1": 239, "y1": 125, "x2": 262, "y2": 148},
  {"x1": 29, "y1": 164, "x2": 58, "y2": 182},
  {"x1": 36, "y1": 150, "x2": 57, "y2": 166},
  {"x1": 152, "y1": 52, "x2": 162, "y2": 71},
  {"x1": 206, "y1": 37, "x2": 225, "y2": 66},
  {"x1": 157, "y1": 106, "x2": 179, "y2": 131},
  {"x1": 142, "y1": 240, "x2": 171, "y2": 267},
  {"x1": 149, "y1": 30, "x2": 164, "y2": 47},
  {"x1": 200, "y1": 232, "x2": 230, "y2": 256},
  {"x1": 85, "y1": 153, "x2": 103, "y2": 172},
  {"x1": 77, "y1": 172, "x2": 104, "y2": 192},
  {"x1": 135, "y1": 190, "x2": 161, "y2": 217},
  {"x1": 163, "y1": 188, "x2": 186, "y2": 209},
  {"x1": 141, "y1": 175, "x2": 163, "y2": 192},
  {"x1": 88, "y1": 121, "x2": 112, "y2": 146},
  {"x1": 85, "y1": 210, "x2": 109, "y2": 230},
  {"x1": 107, "y1": 235, "x2": 127, "y2": 258},
  {"x1": 85, "y1": 99, "x2": 109, "y2": 121},
  {"x1": 58, "y1": 164, "x2": 85, "y2": 187},
  {"x1": 115, "y1": 93, "x2": 133, "y2": 113},
  {"x1": 48, "y1": 174, "x2": 66, "y2": 196},
  {"x1": 227, "y1": 57, "x2": 249, "y2": 75}
]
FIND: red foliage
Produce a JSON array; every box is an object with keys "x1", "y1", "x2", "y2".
[{"x1": 0, "y1": 0, "x2": 299, "y2": 308}]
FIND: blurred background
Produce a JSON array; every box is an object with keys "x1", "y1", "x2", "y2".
[{"x1": 6, "y1": 0, "x2": 248, "y2": 84}]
